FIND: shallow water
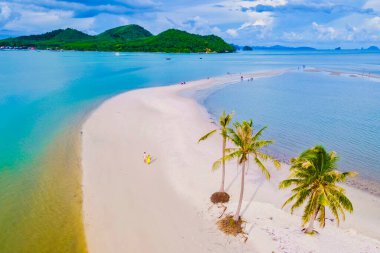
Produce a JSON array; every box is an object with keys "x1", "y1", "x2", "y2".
[
  {"x1": 203, "y1": 71, "x2": 380, "y2": 181},
  {"x1": 0, "y1": 50, "x2": 379, "y2": 252}
]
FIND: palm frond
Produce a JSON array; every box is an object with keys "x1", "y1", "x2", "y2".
[
  {"x1": 198, "y1": 129, "x2": 216, "y2": 143},
  {"x1": 212, "y1": 159, "x2": 222, "y2": 171},
  {"x1": 329, "y1": 188, "x2": 353, "y2": 212},
  {"x1": 318, "y1": 206, "x2": 326, "y2": 228},
  {"x1": 302, "y1": 192, "x2": 319, "y2": 224},
  {"x1": 254, "y1": 140, "x2": 274, "y2": 148},
  {"x1": 211, "y1": 150, "x2": 241, "y2": 171},
  {"x1": 254, "y1": 157, "x2": 270, "y2": 180},
  {"x1": 252, "y1": 126, "x2": 268, "y2": 141},
  {"x1": 273, "y1": 159, "x2": 281, "y2": 169},
  {"x1": 281, "y1": 192, "x2": 298, "y2": 209},
  {"x1": 279, "y1": 179, "x2": 301, "y2": 189},
  {"x1": 257, "y1": 152, "x2": 281, "y2": 169},
  {"x1": 223, "y1": 151, "x2": 242, "y2": 162},
  {"x1": 219, "y1": 111, "x2": 234, "y2": 127},
  {"x1": 290, "y1": 189, "x2": 312, "y2": 214},
  {"x1": 224, "y1": 147, "x2": 237, "y2": 153}
]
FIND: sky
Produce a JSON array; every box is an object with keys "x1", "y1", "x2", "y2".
[{"x1": 0, "y1": 0, "x2": 379, "y2": 48}]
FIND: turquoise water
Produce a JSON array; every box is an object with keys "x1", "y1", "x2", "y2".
[
  {"x1": 203, "y1": 71, "x2": 380, "y2": 181},
  {"x1": 0, "y1": 50, "x2": 379, "y2": 251},
  {"x1": 6, "y1": 50, "x2": 379, "y2": 169}
]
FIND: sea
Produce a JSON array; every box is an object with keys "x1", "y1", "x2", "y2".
[{"x1": 0, "y1": 50, "x2": 379, "y2": 252}]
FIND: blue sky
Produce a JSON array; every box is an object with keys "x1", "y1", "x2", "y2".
[{"x1": 0, "y1": 0, "x2": 379, "y2": 48}]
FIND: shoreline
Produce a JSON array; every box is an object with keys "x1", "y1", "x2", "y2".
[
  {"x1": 192, "y1": 68, "x2": 380, "y2": 196},
  {"x1": 81, "y1": 70, "x2": 380, "y2": 253}
]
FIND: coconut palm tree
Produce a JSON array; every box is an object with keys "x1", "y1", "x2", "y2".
[
  {"x1": 198, "y1": 111, "x2": 233, "y2": 203},
  {"x1": 279, "y1": 145, "x2": 357, "y2": 234},
  {"x1": 222, "y1": 120, "x2": 280, "y2": 221}
]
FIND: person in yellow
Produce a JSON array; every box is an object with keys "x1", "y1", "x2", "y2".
[{"x1": 146, "y1": 154, "x2": 151, "y2": 165}]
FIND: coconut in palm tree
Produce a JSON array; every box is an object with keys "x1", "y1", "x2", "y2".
[
  {"x1": 279, "y1": 145, "x2": 357, "y2": 234},
  {"x1": 198, "y1": 111, "x2": 233, "y2": 204},
  {"x1": 217, "y1": 120, "x2": 280, "y2": 234}
]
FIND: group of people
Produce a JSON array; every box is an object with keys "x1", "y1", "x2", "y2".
[
  {"x1": 297, "y1": 65, "x2": 306, "y2": 70},
  {"x1": 143, "y1": 152, "x2": 151, "y2": 165},
  {"x1": 241, "y1": 75, "x2": 254, "y2": 82},
  {"x1": 180, "y1": 81, "x2": 187, "y2": 85}
]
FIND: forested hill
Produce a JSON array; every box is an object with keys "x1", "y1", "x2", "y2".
[{"x1": 0, "y1": 25, "x2": 235, "y2": 53}]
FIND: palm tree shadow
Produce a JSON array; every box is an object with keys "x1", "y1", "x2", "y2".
[
  {"x1": 246, "y1": 223, "x2": 255, "y2": 237},
  {"x1": 226, "y1": 170, "x2": 240, "y2": 192},
  {"x1": 241, "y1": 178, "x2": 265, "y2": 217}
]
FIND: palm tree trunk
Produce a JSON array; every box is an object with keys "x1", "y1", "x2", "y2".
[
  {"x1": 219, "y1": 138, "x2": 226, "y2": 192},
  {"x1": 233, "y1": 161, "x2": 246, "y2": 221},
  {"x1": 305, "y1": 208, "x2": 319, "y2": 233},
  {"x1": 246, "y1": 157, "x2": 249, "y2": 175}
]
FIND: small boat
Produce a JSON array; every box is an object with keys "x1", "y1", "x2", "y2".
[
  {"x1": 166, "y1": 57, "x2": 171, "y2": 60},
  {"x1": 115, "y1": 52, "x2": 120, "y2": 56}
]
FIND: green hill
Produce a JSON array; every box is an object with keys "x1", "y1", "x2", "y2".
[
  {"x1": 1, "y1": 28, "x2": 93, "y2": 48},
  {"x1": 97, "y1": 24, "x2": 152, "y2": 41},
  {"x1": 53, "y1": 28, "x2": 92, "y2": 42},
  {"x1": 120, "y1": 29, "x2": 234, "y2": 53},
  {"x1": 0, "y1": 25, "x2": 234, "y2": 53}
]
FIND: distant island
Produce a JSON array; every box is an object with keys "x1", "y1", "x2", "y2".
[
  {"x1": 365, "y1": 46, "x2": 380, "y2": 51},
  {"x1": 234, "y1": 45, "x2": 317, "y2": 51},
  {"x1": 0, "y1": 24, "x2": 235, "y2": 53},
  {"x1": 252, "y1": 45, "x2": 317, "y2": 51},
  {"x1": 234, "y1": 44, "x2": 380, "y2": 52}
]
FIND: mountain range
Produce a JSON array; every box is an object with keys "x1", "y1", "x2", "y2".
[{"x1": 0, "y1": 25, "x2": 235, "y2": 53}]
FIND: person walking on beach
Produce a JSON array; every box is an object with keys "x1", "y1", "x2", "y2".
[
  {"x1": 143, "y1": 152, "x2": 147, "y2": 163},
  {"x1": 147, "y1": 154, "x2": 151, "y2": 165}
]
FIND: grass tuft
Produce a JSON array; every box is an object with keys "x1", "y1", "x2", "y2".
[{"x1": 217, "y1": 215, "x2": 245, "y2": 236}]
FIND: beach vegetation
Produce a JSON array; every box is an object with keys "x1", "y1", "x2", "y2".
[
  {"x1": 217, "y1": 215, "x2": 245, "y2": 236},
  {"x1": 219, "y1": 120, "x2": 280, "y2": 226},
  {"x1": 279, "y1": 145, "x2": 357, "y2": 234},
  {"x1": 199, "y1": 111, "x2": 234, "y2": 203}
]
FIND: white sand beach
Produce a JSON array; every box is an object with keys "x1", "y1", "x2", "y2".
[{"x1": 82, "y1": 71, "x2": 380, "y2": 253}]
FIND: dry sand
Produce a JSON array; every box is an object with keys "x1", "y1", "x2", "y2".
[{"x1": 82, "y1": 71, "x2": 380, "y2": 253}]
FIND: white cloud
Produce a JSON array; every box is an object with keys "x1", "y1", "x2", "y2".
[
  {"x1": 312, "y1": 22, "x2": 338, "y2": 40},
  {"x1": 364, "y1": 0, "x2": 380, "y2": 12},
  {"x1": 366, "y1": 16, "x2": 380, "y2": 30},
  {"x1": 226, "y1": 28, "x2": 238, "y2": 36},
  {"x1": 0, "y1": 2, "x2": 19, "y2": 26},
  {"x1": 117, "y1": 0, "x2": 159, "y2": 7},
  {"x1": 228, "y1": 10, "x2": 273, "y2": 39},
  {"x1": 287, "y1": 14, "x2": 380, "y2": 45},
  {"x1": 0, "y1": 3, "x2": 11, "y2": 20},
  {"x1": 2, "y1": 3, "x2": 95, "y2": 34},
  {"x1": 152, "y1": 15, "x2": 222, "y2": 36},
  {"x1": 240, "y1": 0, "x2": 288, "y2": 8},
  {"x1": 282, "y1": 31, "x2": 304, "y2": 41}
]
